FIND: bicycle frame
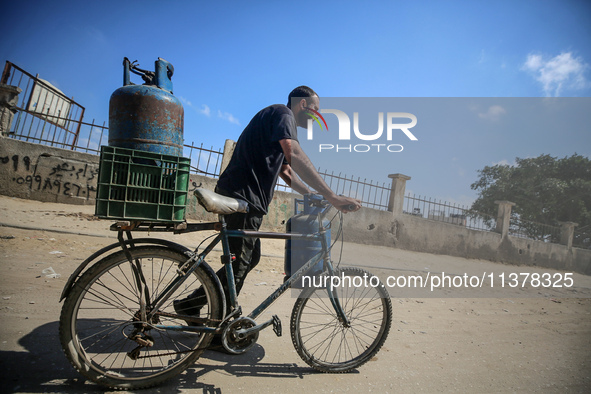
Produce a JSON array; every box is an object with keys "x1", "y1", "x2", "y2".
[{"x1": 117, "y1": 208, "x2": 350, "y2": 335}]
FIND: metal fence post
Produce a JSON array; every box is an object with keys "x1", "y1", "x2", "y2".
[
  {"x1": 388, "y1": 173, "x2": 411, "y2": 215},
  {"x1": 494, "y1": 200, "x2": 516, "y2": 238}
]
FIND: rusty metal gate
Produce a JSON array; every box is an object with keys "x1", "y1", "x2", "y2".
[{"x1": 1, "y1": 61, "x2": 90, "y2": 150}]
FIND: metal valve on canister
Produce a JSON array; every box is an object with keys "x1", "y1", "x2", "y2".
[{"x1": 108, "y1": 57, "x2": 184, "y2": 156}]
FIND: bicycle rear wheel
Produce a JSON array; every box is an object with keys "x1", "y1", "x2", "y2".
[
  {"x1": 290, "y1": 267, "x2": 392, "y2": 372},
  {"x1": 59, "y1": 246, "x2": 222, "y2": 390}
]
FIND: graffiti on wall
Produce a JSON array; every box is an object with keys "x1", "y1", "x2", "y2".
[{"x1": 1, "y1": 153, "x2": 99, "y2": 200}]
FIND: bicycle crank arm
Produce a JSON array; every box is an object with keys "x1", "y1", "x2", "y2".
[{"x1": 235, "y1": 315, "x2": 282, "y2": 338}]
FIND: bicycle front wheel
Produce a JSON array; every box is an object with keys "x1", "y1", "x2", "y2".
[
  {"x1": 290, "y1": 267, "x2": 392, "y2": 372},
  {"x1": 59, "y1": 246, "x2": 223, "y2": 390}
]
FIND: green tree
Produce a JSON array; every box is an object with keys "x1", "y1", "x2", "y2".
[{"x1": 470, "y1": 154, "x2": 591, "y2": 244}]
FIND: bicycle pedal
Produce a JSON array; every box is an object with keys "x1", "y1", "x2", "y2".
[{"x1": 272, "y1": 315, "x2": 282, "y2": 337}]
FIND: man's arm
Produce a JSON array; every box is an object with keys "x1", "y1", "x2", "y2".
[
  {"x1": 279, "y1": 164, "x2": 311, "y2": 196},
  {"x1": 279, "y1": 138, "x2": 361, "y2": 212}
]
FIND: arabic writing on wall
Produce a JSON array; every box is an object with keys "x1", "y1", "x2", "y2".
[{"x1": 1, "y1": 154, "x2": 98, "y2": 200}]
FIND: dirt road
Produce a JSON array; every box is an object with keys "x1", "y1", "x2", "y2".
[{"x1": 1, "y1": 195, "x2": 590, "y2": 393}]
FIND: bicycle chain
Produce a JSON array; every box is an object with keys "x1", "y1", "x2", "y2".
[
  {"x1": 126, "y1": 312, "x2": 222, "y2": 359},
  {"x1": 153, "y1": 311, "x2": 222, "y2": 326}
]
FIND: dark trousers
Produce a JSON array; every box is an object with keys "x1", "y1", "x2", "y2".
[
  {"x1": 217, "y1": 210, "x2": 263, "y2": 313},
  {"x1": 174, "y1": 209, "x2": 263, "y2": 317}
]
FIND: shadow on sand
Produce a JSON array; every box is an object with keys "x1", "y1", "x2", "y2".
[{"x1": 0, "y1": 321, "x2": 337, "y2": 393}]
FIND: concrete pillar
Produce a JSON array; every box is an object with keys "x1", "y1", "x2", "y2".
[
  {"x1": 0, "y1": 84, "x2": 22, "y2": 137},
  {"x1": 220, "y1": 139, "x2": 236, "y2": 175},
  {"x1": 388, "y1": 173, "x2": 411, "y2": 215},
  {"x1": 494, "y1": 200, "x2": 516, "y2": 238},
  {"x1": 559, "y1": 221, "x2": 578, "y2": 248}
]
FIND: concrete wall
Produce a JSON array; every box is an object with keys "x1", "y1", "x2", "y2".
[
  {"x1": 1, "y1": 136, "x2": 589, "y2": 274},
  {"x1": 339, "y1": 209, "x2": 591, "y2": 275},
  {"x1": 0, "y1": 137, "x2": 100, "y2": 205},
  {"x1": 395, "y1": 214, "x2": 591, "y2": 274}
]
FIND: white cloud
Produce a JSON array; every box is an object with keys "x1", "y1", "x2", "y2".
[
  {"x1": 179, "y1": 97, "x2": 211, "y2": 117},
  {"x1": 524, "y1": 54, "x2": 543, "y2": 71},
  {"x1": 478, "y1": 105, "x2": 506, "y2": 121},
  {"x1": 522, "y1": 52, "x2": 589, "y2": 96},
  {"x1": 198, "y1": 104, "x2": 211, "y2": 117},
  {"x1": 178, "y1": 96, "x2": 192, "y2": 107},
  {"x1": 217, "y1": 110, "x2": 240, "y2": 125},
  {"x1": 179, "y1": 97, "x2": 236, "y2": 123}
]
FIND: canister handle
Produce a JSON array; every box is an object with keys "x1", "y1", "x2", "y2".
[{"x1": 122, "y1": 57, "x2": 155, "y2": 86}]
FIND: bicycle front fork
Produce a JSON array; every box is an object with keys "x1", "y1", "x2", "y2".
[{"x1": 325, "y1": 271, "x2": 351, "y2": 327}]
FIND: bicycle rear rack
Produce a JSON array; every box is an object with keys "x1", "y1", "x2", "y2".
[{"x1": 110, "y1": 221, "x2": 219, "y2": 233}]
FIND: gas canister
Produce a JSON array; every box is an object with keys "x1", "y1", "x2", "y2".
[
  {"x1": 285, "y1": 194, "x2": 331, "y2": 287},
  {"x1": 108, "y1": 57, "x2": 184, "y2": 156}
]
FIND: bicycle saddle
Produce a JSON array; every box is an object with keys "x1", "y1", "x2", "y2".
[{"x1": 194, "y1": 188, "x2": 249, "y2": 215}]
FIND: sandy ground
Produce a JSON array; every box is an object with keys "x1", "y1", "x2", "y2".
[{"x1": 0, "y1": 195, "x2": 590, "y2": 393}]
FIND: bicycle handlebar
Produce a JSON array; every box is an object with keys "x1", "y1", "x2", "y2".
[{"x1": 306, "y1": 194, "x2": 357, "y2": 213}]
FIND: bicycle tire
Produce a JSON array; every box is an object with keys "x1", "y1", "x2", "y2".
[
  {"x1": 290, "y1": 267, "x2": 392, "y2": 372},
  {"x1": 59, "y1": 246, "x2": 223, "y2": 390}
]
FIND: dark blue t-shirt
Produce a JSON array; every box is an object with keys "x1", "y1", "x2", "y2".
[{"x1": 217, "y1": 104, "x2": 297, "y2": 213}]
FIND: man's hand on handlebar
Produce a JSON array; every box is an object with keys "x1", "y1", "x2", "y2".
[{"x1": 328, "y1": 195, "x2": 362, "y2": 213}]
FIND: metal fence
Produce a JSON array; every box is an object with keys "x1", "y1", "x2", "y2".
[
  {"x1": 183, "y1": 142, "x2": 223, "y2": 178},
  {"x1": 7, "y1": 115, "x2": 223, "y2": 180},
  {"x1": 11, "y1": 112, "x2": 109, "y2": 154},
  {"x1": 403, "y1": 193, "x2": 497, "y2": 232},
  {"x1": 508, "y1": 217, "x2": 562, "y2": 243},
  {"x1": 403, "y1": 193, "x2": 574, "y2": 245},
  {"x1": 7, "y1": 113, "x2": 222, "y2": 178},
  {"x1": 573, "y1": 226, "x2": 590, "y2": 249},
  {"x1": 317, "y1": 170, "x2": 391, "y2": 210}
]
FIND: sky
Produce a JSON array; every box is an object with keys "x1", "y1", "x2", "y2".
[{"x1": 1, "y1": 0, "x2": 590, "y2": 208}]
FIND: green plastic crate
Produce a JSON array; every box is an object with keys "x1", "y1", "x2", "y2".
[{"x1": 95, "y1": 146, "x2": 190, "y2": 222}]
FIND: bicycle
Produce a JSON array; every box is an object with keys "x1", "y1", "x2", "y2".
[{"x1": 59, "y1": 188, "x2": 393, "y2": 390}]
